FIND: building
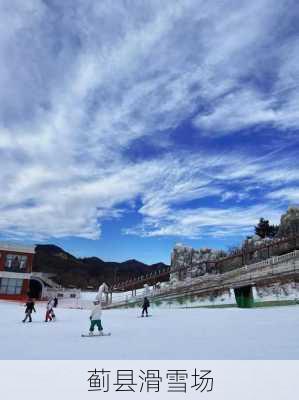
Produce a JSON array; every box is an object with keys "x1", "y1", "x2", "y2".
[
  {"x1": 0, "y1": 242, "x2": 83, "y2": 303},
  {"x1": 0, "y1": 243, "x2": 35, "y2": 300}
]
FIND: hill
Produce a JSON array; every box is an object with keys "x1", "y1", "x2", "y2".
[{"x1": 33, "y1": 244, "x2": 169, "y2": 289}]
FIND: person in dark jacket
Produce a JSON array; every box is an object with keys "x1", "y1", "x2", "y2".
[
  {"x1": 22, "y1": 298, "x2": 36, "y2": 323},
  {"x1": 53, "y1": 296, "x2": 58, "y2": 308},
  {"x1": 141, "y1": 297, "x2": 150, "y2": 317}
]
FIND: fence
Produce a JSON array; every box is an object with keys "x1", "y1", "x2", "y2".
[{"x1": 106, "y1": 250, "x2": 299, "y2": 308}]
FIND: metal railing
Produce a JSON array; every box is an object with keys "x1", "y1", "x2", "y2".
[
  {"x1": 107, "y1": 250, "x2": 299, "y2": 308},
  {"x1": 112, "y1": 235, "x2": 299, "y2": 292}
]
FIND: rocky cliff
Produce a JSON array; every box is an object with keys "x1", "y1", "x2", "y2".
[
  {"x1": 277, "y1": 206, "x2": 299, "y2": 237},
  {"x1": 171, "y1": 244, "x2": 226, "y2": 281},
  {"x1": 171, "y1": 207, "x2": 299, "y2": 281}
]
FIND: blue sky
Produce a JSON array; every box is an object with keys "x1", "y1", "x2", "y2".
[{"x1": 0, "y1": 0, "x2": 299, "y2": 264}]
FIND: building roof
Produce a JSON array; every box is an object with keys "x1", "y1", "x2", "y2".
[{"x1": 0, "y1": 242, "x2": 35, "y2": 254}]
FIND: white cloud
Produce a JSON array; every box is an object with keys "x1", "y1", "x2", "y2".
[
  {"x1": 267, "y1": 188, "x2": 299, "y2": 204},
  {"x1": 0, "y1": 0, "x2": 298, "y2": 241},
  {"x1": 125, "y1": 204, "x2": 284, "y2": 239},
  {"x1": 124, "y1": 152, "x2": 297, "y2": 239},
  {"x1": 193, "y1": 89, "x2": 276, "y2": 133}
]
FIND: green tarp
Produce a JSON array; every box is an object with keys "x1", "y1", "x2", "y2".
[{"x1": 234, "y1": 286, "x2": 254, "y2": 308}]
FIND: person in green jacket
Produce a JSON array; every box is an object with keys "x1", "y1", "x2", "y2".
[{"x1": 89, "y1": 301, "x2": 103, "y2": 335}]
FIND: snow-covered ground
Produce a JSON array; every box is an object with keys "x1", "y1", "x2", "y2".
[{"x1": 1, "y1": 301, "x2": 299, "y2": 359}]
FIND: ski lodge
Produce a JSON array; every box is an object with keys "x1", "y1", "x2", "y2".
[{"x1": 0, "y1": 243, "x2": 35, "y2": 301}]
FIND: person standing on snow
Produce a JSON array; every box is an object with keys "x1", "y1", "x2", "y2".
[
  {"x1": 141, "y1": 297, "x2": 150, "y2": 317},
  {"x1": 89, "y1": 301, "x2": 104, "y2": 335},
  {"x1": 22, "y1": 298, "x2": 36, "y2": 323},
  {"x1": 45, "y1": 298, "x2": 55, "y2": 322}
]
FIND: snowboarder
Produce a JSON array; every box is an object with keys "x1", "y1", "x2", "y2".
[
  {"x1": 45, "y1": 298, "x2": 55, "y2": 322},
  {"x1": 22, "y1": 298, "x2": 36, "y2": 323},
  {"x1": 89, "y1": 301, "x2": 103, "y2": 335},
  {"x1": 141, "y1": 297, "x2": 150, "y2": 317}
]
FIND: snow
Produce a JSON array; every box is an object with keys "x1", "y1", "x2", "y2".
[
  {"x1": 80, "y1": 291, "x2": 98, "y2": 300},
  {"x1": 81, "y1": 288, "x2": 146, "y2": 304},
  {"x1": 1, "y1": 300, "x2": 299, "y2": 360}
]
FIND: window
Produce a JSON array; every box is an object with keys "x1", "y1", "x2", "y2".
[
  {"x1": 5, "y1": 254, "x2": 28, "y2": 272},
  {"x1": 0, "y1": 278, "x2": 23, "y2": 295}
]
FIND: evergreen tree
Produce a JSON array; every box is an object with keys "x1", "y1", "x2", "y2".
[
  {"x1": 255, "y1": 218, "x2": 279, "y2": 238},
  {"x1": 255, "y1": 218, "x2": 270, "y2": 238}
]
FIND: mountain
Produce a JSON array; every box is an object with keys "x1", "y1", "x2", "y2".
[{"x1": 33, "y1": 244, "x2": 169, "y2": 289}]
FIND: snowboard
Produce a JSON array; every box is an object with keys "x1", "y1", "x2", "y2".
[
  {"x1": 81, "y1": 332, "x2": 111, "y2": 337},
  {"x1": 138, "y1": 315, "x2": 152, "y2": 318}
]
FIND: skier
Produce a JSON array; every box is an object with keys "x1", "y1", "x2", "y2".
[
  {"x1": 45, "y1": 298, "x2": 55, "y2": 322},
  {"x1": 53, "y1": 296, "x2": 58, "y2": 308},
  {"x1": 22, "y1": 298, "x2": 36, "y2": 323},
  {"x1": 141, "y1": 297, "x2": 150, "y2": 317},
  {"x1": 89, "y1": 301, "x2": 103, "y2": 335}
]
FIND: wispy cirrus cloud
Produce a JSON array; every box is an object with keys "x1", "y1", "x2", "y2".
[
  {"x1": 125, "y1": 204, "x2": 284, "y2": 239},
  {"x1": 267, "y1": 188, "x2": 299, "y2": 204},
  {"x1": 124, "y1": 152, "x2": 298, "y2": 239},
  {"x1": 0, "y1": 0, "x2": 298, "y2": 244}
]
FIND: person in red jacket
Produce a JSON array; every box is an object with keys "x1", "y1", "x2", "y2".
[{"x1": 45, "y1": 298, "x2": 55, "y2": 322}]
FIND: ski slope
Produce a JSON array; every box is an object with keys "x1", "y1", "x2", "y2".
[{"x1": 1, "y1": 301, "x2": 299, "y2": 359}]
